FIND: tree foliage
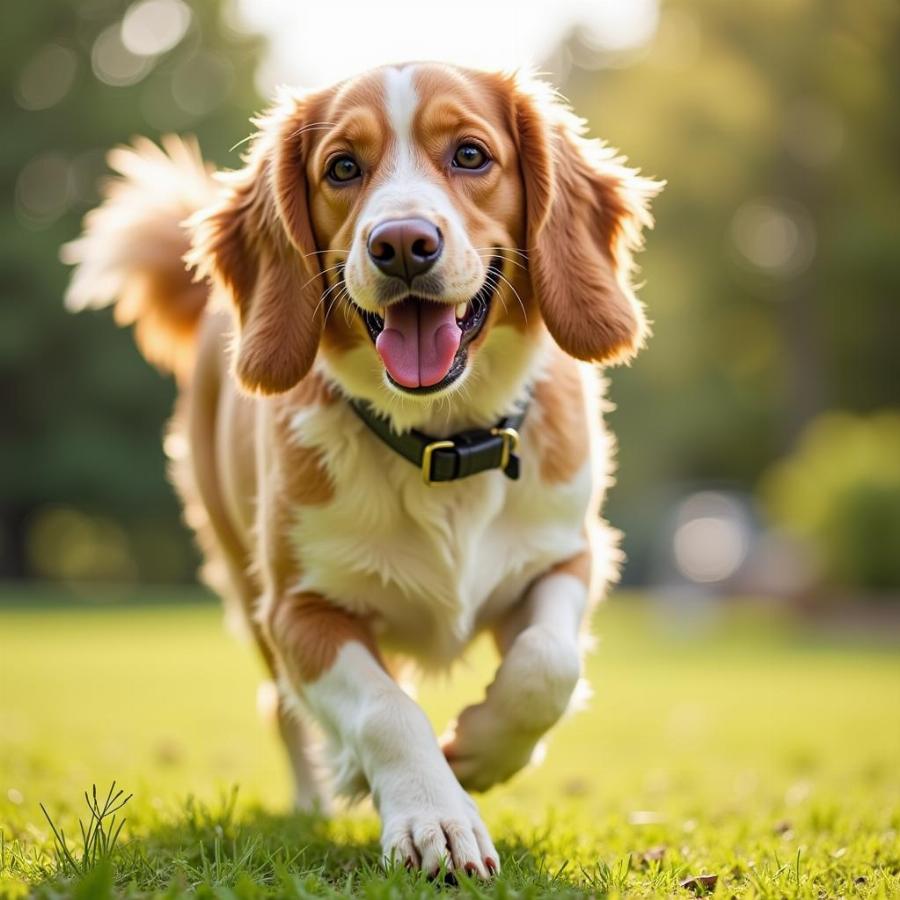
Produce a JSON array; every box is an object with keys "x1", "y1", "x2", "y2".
[
  {"x1": 3, "y1": 0, "x2": 898, "y2": 587},
  {"x1": 2, "y1": 0, "x2": 262, "y2": 579}
]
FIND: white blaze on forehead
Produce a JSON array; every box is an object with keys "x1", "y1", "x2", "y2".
[
  {"x1": 344, "y1": 63, "x2": 479, "y2": 309},
  {"x1": 360, "y1": 63, "x2": 456, "y2": 222},
  {"x1": 383, "y1": 65, "x2": 419, "y2": 172}
]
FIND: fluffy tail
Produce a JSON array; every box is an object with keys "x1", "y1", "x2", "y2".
[{"x1": 62, "y1": 135, "x2": 218, "y2": 381}]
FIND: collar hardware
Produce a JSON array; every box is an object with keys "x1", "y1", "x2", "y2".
[
  {"x1": 421, "y1": 439, "x2": 455, "y2": 486},
  {"x1": 349, "y1": 398, "x2": 528, "y2": 486},
  {"x1": 490, "y1": 426, "x2": 520, "y2": 472}
]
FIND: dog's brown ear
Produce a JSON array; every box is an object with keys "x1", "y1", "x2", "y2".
[
  {"x1": 514, "y1": 78, "x2": 662, "y2": 364},
  {"x1": 188, "y1": 92, "x2": 324, "y2": 394}
]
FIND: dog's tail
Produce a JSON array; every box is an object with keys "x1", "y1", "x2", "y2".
[{"x1": 62, "y1": 135, "x2": 218, "y2": 381}]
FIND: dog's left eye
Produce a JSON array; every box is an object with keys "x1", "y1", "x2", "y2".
[
  {"x1": 452, "y1": 143, "x2": 489, "y2": 170},
  {"x1": 327, "y1": 155, "x2": 361, "y2": 183}
]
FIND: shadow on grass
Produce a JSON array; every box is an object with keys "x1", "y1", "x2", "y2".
[{"x1": 20, "y1": 789, "x2": 612, "y2": 899}]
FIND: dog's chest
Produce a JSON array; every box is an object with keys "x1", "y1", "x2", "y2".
[{"x1": 286, "y1": 402, "x2": 590, "y2": 663}]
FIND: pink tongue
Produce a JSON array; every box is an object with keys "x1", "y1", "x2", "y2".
[{"x1": 375, "y1": 300, "x2": 462, "y2": 388}]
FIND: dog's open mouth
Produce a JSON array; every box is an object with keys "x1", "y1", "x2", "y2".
[{"x1": 358, "y1": 257, "x2": 502, "y2": 394}]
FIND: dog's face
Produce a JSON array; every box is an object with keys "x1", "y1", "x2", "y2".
[
  {"x1": 191, "y1": 63, "x2": 660, "y2": 404},
  {"x1": 309, "y1": 66, "x2": 528, "y2": 398}
]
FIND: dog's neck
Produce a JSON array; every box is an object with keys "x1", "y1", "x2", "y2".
[{"x1": 318, "y1": 325, "x2": 550, "y2": 437}]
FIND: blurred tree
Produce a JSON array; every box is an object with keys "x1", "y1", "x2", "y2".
[
  {"x1": 761, "y1": 412, "x2": 900, "y2": 594},
  {"x1": 2, "y1": 0, "x2": 898, "y2": 591},
  {"x1": 549, "y1": 0, "x2": 900, "y2": 581},
  {"x1": 1, "y1": 0, "x2": 263, "y2": 579}
]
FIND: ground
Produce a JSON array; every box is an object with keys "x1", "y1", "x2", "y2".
[{"x1": 1, "y1": 588, "x2": 898, "y2": 898}]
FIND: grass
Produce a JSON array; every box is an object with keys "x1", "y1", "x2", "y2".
[{"x1": 1, "y1": 588, "x2": 898, "y2": 898}]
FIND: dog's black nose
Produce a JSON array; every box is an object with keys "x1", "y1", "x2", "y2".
[{"x1": 367, "y1": 218, "x2": 443, "y2": 282}]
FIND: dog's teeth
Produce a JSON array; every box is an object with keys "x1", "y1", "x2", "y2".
[{"x1": 455, "y1": 302, "x2": 467, "y2": 319}]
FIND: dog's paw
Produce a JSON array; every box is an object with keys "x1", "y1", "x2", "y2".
[
  {"x1": 380, "y1": 785, "x2": 499, "y2": 878},
  {"x1": 441, "y1": 701, "x2": 542, "y2": 792}
]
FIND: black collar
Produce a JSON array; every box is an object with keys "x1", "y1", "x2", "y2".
[{"x1": 348, "y1": 396, "x2": 528, "y2": 485}]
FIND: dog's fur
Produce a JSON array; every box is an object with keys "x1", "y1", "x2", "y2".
[{"x1": 64, "y1": 63, "x2": 660, "y2": 877}]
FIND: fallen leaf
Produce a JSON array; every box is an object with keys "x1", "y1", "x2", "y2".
[
  {"x1": 638, "y1": 845, "x2": 667, "y2": 866},
  {"x1": 680, "y1": 873, "x2": 718, "y2": 894}
]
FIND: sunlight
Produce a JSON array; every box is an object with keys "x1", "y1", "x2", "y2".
[{"x1": 231, "y1": 0, "x2": 659, "y2": 91}]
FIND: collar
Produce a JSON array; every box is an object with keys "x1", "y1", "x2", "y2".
[{"x1": 348, "y1": 396, "x2": 528, "y2": 486}]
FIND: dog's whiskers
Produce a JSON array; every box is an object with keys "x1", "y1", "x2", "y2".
[
  {"x1": 473, "y1": 246, "x2": 529, "y2": 261},
  {"x1": 476, "y1": 252, "x2": 528, "y2": 274},
  {"x1": 303, "y1": 248, "x2": 351, "y2": 260},
  {"x1": 301, "y1": 263, "x2": 346, "y2": 295},
  {"x1": 313, "y1": 278, "x2": 349, "y2": 323},
  {"x1": 487, "y1": 268, "x2": 528, "y2": 323},
  {"x1": 338, "y1": 288, "x2": 356, "y2": 329}
]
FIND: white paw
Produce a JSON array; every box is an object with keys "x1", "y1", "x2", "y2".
[
  {"x1": 380, "y1": 782, "x2": 499, "y2": 878},
  {"x1": 441, "y1": 701, "x2": 543, "y2": 792}
]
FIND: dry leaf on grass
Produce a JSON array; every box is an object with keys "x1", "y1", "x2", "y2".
[
  {"x1": 637, "y1": 845, "x2": 667, "y2": 866},
  {"x1": 680, "y1": 873, "x2": 718, "y2": 893}
]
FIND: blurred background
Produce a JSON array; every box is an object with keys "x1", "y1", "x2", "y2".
[
  {"x1": 3, "y1": 0, "x2": 899, "y2": 607},
  {"x1": 2, "y1": 7, "x2": 900, "y2": 892}
]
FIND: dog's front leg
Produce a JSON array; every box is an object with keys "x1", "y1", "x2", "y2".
[
  {"x1": 442, "y1": 554, "x2": 590, "y2": 791},
  {"x1": 264, "y1": 593, "x2": 499, "y2": 876},
  {"x1": 256, "y1": 401, "x2": 496, "y2": 874}
]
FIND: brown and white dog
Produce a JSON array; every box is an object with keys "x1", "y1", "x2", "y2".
[{"x1": 64, "y1": 62, "x2": 660, "y2": 877}]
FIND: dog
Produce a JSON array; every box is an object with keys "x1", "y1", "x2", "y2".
[{"x1": 64, "y1": 62, "x2": 661, "y2": 877}]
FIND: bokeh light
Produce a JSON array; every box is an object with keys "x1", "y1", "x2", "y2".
[
  {"x1": 14, "y1": 44, "x2": 78, "y2": 111},
  {"x1": 92, "y1": 24, "x2": 154, "y2": 86},
  {"x1": 121, "y1": 0, "x2": 192, "y2": 57},
  {"x1": 15, "y1": 155, "x2": 75, "y2": 229},
  {"x1": 672, "y1": 492, "x2": 751, "y2": 584},
  {"x1": 731, "y1": 200, "x2": 816, "y2": 278}
]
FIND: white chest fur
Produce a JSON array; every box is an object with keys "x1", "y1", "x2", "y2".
[{"x1": 285, "y1": 398, "x2": 593, "y2": 666}]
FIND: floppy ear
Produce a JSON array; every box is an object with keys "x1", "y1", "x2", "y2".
[
  {"x1": 514, "y1": 79, "x2": 662, "y2": 364},
  {"x1": 188, "y1": 92, "x2": 324, "y2": 394}
]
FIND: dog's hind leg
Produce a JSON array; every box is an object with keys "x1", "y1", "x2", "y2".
[
  {"x1": 256, "y1": 677, "x2": 323, "y2": 812},
  {"x1": 175, "y1": 313, "x2": 324, "y2": 811}
]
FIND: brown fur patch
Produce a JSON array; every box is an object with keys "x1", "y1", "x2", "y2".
[
  {"x1": 267, "y1": 592, "x2": 381, "y2": 683},
  {"x1": 531, "y1": 351, "x2": 590, "y2": 485},
  {"x1": 271, "y1": 373, "x2": 337, "y2": 506},
  {"x1": 550, "y1": 549, "x2": 593, "y2": 587},
  {"x1": 256, "y1": 370, "x2": 338, "y2": 612}
]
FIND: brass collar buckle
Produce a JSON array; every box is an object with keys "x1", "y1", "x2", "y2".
[
  {"x1": 421, "y1": 439, "x2": 455, "y2": 486},
  {"x1": 490, "y1": 426, "x2": 520, "y2": 472},
  {"x1": 421, "y1": 427, "x2": 521, "y2": 486}
]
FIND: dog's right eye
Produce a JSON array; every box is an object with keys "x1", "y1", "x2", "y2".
[{"x1": 327, "y1": 155, "x2": 361, "y2": 184}]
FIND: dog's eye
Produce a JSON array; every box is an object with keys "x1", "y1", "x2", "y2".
[
  {"x1": 327, "y1": 155, "x2": 361, "y2": 183},
  {"x1": 452, "y1": 143, "x2": 489, "y2": 170}
]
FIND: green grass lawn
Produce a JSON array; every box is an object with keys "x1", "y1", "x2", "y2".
[{"x1": 1, "y1": 588, "x2": 898, "y2": 898}]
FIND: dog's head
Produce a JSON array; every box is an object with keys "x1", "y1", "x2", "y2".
[{"x1": 191, "y1": 63, "x2": 661, "y2": 406}]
